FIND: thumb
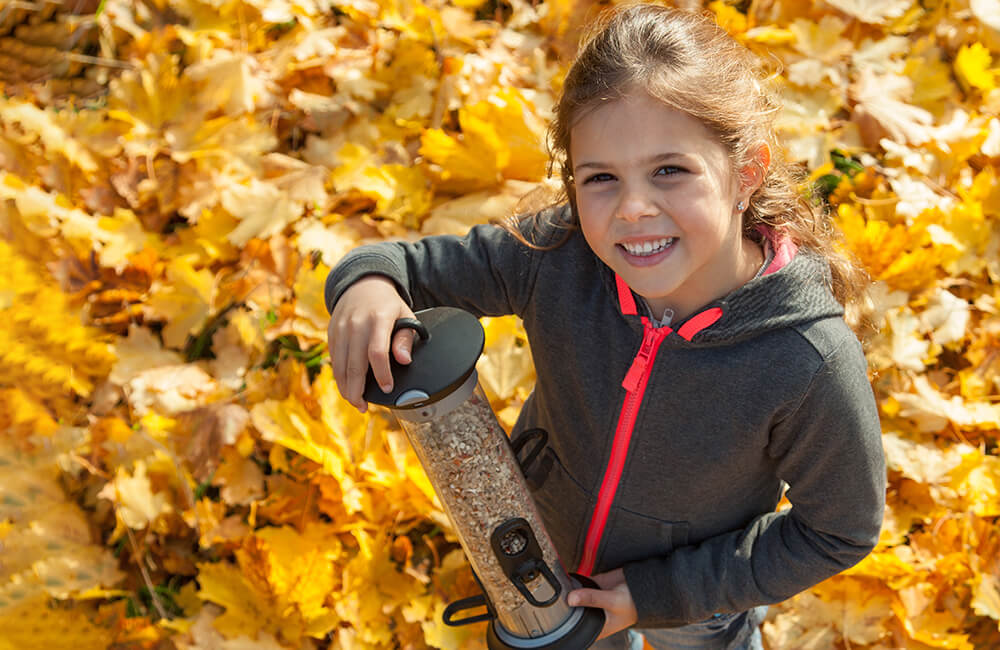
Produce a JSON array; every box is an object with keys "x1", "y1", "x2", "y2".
[
  {"x1": 392, "y1": 327, "x2": 415, "y2": 364},
  {"x1": 567, "y1": 587, "x2": 614, "y2": 610}
]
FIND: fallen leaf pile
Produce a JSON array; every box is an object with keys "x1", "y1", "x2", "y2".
[{"x1": 2, "y1": 0, "x2": 999, "y2": 648}]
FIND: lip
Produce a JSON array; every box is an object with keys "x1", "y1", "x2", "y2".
[{"x1": 616, "y1": 238, "x2": 676, "y2": 267}]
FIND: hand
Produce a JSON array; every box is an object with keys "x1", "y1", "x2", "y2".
[
  {"x1": 567, "y1": 568, "x2": 638, "y2": 641},
  {"x1": 328, "y1": 276, "x2": 416, "y2": 412}
]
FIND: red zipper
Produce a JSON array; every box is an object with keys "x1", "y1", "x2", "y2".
[{"x1": 577, "y1": 320, "x2": 669, "y2": 576}]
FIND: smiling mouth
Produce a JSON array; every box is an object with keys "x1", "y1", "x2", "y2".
[{"x1": 619, "y1": 237, "x2": 675, "y2": 257}]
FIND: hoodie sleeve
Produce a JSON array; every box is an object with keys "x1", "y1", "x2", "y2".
[
  {"x1": 622, "y1": 335, "x2": 886, "y2": 628},
  {"x1": 324, "y1": 220, "x2": 550, "y2": 318}
]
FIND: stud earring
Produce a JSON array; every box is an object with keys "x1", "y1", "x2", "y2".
[{"x1": 737, "y1": 200, "x2": 746, "y2": 211}]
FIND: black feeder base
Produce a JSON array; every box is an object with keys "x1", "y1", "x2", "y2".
[{"x1": 486, "y1": 574, "x2": 606, "y2": 650}]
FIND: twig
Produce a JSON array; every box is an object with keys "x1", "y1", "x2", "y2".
[
  {"x1": 65, "y1": 53, "x2": 135, "y2": 70},
  {"x1": 125, "y1": 524, "x2": 170, "y2": 620},
  {"x1": 71, "y1": 452, "x2": 110, "y2": 479}
]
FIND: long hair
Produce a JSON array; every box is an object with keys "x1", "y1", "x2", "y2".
[{"x1": 501, "y1": 3, "x2": 873, "y2": 335}]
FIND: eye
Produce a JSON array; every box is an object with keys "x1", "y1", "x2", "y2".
[
  {"x1": 582, "y1": 172, "x2": 615, "y2": 185},
  {"x1": 654, "y1": 165, "x2": 685, "y2": 177}
]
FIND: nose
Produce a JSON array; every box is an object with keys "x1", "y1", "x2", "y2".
[{"x1": 614, "y1": 184, "x2": 657, "y2": 222}]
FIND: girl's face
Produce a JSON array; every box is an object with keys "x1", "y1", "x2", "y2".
[{"x1": 570, "y1": 91, "x2": 763, "y2": 321}]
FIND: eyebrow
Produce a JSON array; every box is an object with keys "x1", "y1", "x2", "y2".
[{"x1": 573, "y1": 152, "x2": 689, "y2": 172}]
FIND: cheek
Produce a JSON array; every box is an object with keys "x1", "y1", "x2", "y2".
[{"x1": 576, "y1": 211, "x2": 610, "y2": 254}]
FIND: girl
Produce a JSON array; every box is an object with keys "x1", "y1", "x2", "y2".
[{"x1": 325, "y1": 4, "x2": 885, "y2": 649}]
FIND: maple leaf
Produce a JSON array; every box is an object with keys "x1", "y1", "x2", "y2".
[
  {"x1": 972, "y1": 573, "x2": 1000, "y2": 622},
  {"x1": 108, "y1": 53, "x2": 194, "y2": 160},
  {"x1": 824, "y1": 0, "x2": 915, "y2": 25},
  {"x1": 295, "y1": 220, "x2": 360, "y2": 268},
  {"x1": 179, "y1": 604, "x2": 286, "y2": 650},
  {"x1": 144, "y1": 258, "x2": 217, "y2": 349},
  {"x1": 330, "y1": 143, "x2": 433, "y2": 229},
  {"x1": 949, "y1": 450, "x2": 1000, "y2": 516},
  {"x1": 0, "y1": 98, "x2": 99, "y2": 177},
  {"x1": 420, "y1": 88, "x2": 548, "y2": 193},
  {"x1": 186, "y1": 50, "x2": 276, "y2": 116},
  {"x1": 0, "y1": 595, "x2": 114, "y2": 650},
  {"x1": 850, "y1": 67, "x2": 936, "y2": 146},
  {"x1": 420, "y1": 180, "x2": 545, "y2": 236},
  {"x1": 98, "y1": 459, "x2": 170, "y2": 529},
  {"x1": 125, "y1": 364, "x2": 221, "y2": 415},
  {"x1": 197, "y1": 524, "x2": 342, "y2": 643},
  {"x1": 213, "y1": 447, "x2": 265, "y2": 505},
  {"x1": 921, "y1": 288, "x2": 970, "y2": 346},
  {"x1": 954, "y1": 43, "x2": 997, "y2": 93},
  {"x1": 789, "y1": 16, "x2": 853, "y2": 61},
  {"x1": 892, "y1": 375, "x2": 1000, "y2": 433},
  {"x1": 478, "y1": 316, "x2": 535, "y2": 403},
  {"x1": 219, "y1": 178, "x2": 302, "y2": 247},
  {"x1": 110, "y1": 325, "x2": 184, "y2": 384}
]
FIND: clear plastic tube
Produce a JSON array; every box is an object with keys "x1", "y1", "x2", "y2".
[{"x1": 396, "y1": 380, "x2": 574, "y2": 637}]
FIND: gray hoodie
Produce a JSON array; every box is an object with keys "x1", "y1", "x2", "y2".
[{"x1": 324, "y1": 206, "x2": 886, "y2": 629}]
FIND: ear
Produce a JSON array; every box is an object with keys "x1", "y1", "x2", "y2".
[{"x1": 737, "y1": 142, "x2": 771, "y2": 199}]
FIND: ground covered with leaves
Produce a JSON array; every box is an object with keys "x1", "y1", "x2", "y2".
[{"x1": 2, "y1": 0, "x2": 1000, "y2": 648}]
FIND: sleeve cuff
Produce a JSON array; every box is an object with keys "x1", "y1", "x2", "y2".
[{"x1": 324, "y1": 253, "x2": 410, "y2": 314}]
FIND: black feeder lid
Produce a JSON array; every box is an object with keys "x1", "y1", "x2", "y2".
[{"x1": 363, "y1": 307, "x2": 484, "y2": 410}]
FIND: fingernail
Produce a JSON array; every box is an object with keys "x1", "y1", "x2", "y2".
[
  {"x1": 380, "y1": 383, "x2": 392, "y2": 393},
  {"x1": 567, "y1": 595, "x2": 579, "y2": 607},
  {"x1": 400, "y1": 350, "x2": 411, "y2": 363}
]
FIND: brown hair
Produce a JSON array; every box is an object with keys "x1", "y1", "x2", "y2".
[{"x1": 501, "y1": 3, "x2": 873, "y2": 335}]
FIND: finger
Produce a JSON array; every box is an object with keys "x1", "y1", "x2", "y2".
[
  {"x1": 392, "y1": 327, "x2": 415, "y2": 364},
  {"x1": 329, "y1": 317, "x2": 352, "y2": 404},
  {"x1": 368, "y1": 316, "x2": 395, "y2": 393},
  {"x1": 343, "y1": 317, "x2": 373, "y2": 413},
  {"x1": 567, "y1": 587, "x2": 620, "y2": 610}
]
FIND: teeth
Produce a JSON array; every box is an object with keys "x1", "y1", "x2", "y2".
[{"x1": 622, "y1": 238, "x2": 673, "y2": 256}]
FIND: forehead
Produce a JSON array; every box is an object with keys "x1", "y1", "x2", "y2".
[{"x1": 569, "y1": 91, "x2": 728, "y2": 163}]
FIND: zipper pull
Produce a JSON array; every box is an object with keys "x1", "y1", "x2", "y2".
[{"x1": 622, "y1": 325, "x2": 663, "y2": 393}]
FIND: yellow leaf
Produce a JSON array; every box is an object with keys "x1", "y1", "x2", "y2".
[
  {"x1": 893, "y1": 375, "x2": 1000, "y2": 433},
  {"x1": 213, "y1": 447, "x2": 264, "y2": 505},
  {"x1": 108, "y1": 53, "x2": 191, "y2": 159},
  {"x1": 96, "y1": 209, "x2": 153, "y2": 273},
  {"x1": 185, "y1": 50, "x2": 275, "y2": 116},
  {"x1": 98, "y1": 459, "x2": 170, "y2": 529},
  {"x1": 420, "y1": 88, "x2": 548, "y2": 193},
  {"x1": 331, "y1": 143, "x2": 432, "y2": 228},
  {"x1": 146, "y1": 258, "x2": 216, "y2": 348},
  {"x1": 196, "y1": 562, "x2": 279, "y2": 640},
  {"x1": 0, "y1": 98, "x2": 99, "y2": 176},
  {"x1": 336, "y1": 529, "x2": 424, "y2": 646},
  {"x1": 31, "y1": 544, "x2": 126, "y2": 599},
  {"x1": 708, "y1": 1, "x2": 747, "y2": 35},
  {"x1": 198, "y1": 524, "x2": 343, "y2": 644},
  {"x1": 220, "y1": 178, "x2": 301, "y2": 247},
  {"x1": 949, "y1": 451, "x2": 1000, "y2": 516},
  {"x1": 905, "y1": 40, "x2": 958, "y2": 110},
  {"x1": 789, "y1": 16, "x2": 852, "y2": 60},
  {"x1": 850, "y1": 67, "x2": 935, "y2": 146},
  {"x1": 293, "y1": 261, "x2": 333, "y2": 342},
  {"x1": 744, "y1": 26, "x2": 796, "y2": 46},
  {"x1": 110, "y1": 326, "x2": 183, "y2": 384},
  {"x1": 972, "y1": 572, "x2": 1000, "y2": 620},
  {"x1": 420, "y1": 180, "x2": 544, "y2": 236},
  {"x1": 251, "y1": 395, "x2": 348, "y2": 481},
  {"x1": 478, "y1": 316, "x2": 535, "y2": 403},
  {"x1": 823, "y1": 0, "x2": 915, "y2": 25},
  {"x1": 0, "y1": 595, "x2": 113, "y2": 650},
  {"x1": 954, "y1": 42, "x2": 997, "y2": 92}
]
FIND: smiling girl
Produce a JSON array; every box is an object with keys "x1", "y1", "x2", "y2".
[{"x1": 325, "y1": 5, "x2": 885, "y2": 649}]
